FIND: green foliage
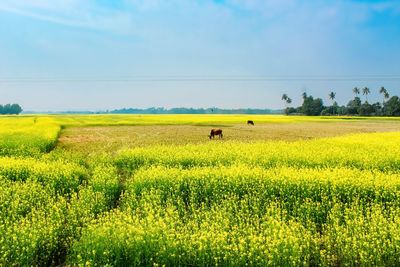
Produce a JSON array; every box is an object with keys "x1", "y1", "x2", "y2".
[
  {"x1": 289, "y1": 87, "x2": 400, "y2": 116},
  {"x1": 384, "y1": 96, "x2": 400, "y2": 116},
  {"x1": 301, "y1": 95, "x2": 324, "y2": 116},
  {"x1": 0, "y1": 103, "x2": 22, "y2": 115}
]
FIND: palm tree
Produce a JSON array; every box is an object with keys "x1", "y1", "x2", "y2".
[
  {"x1": 329, "y1": 92, "x2": 336, "y2": 115},
  {"x1": 362, "y1": 87, "x2": 370, "y2": 102},
  {"x1": 281, "y1": 94, "x2": 289, "y2": 115},
  {"x1": 329, "y1": 92, "x2": 336, "y2": 104},
  {"x1": 285, "y1": 98, "x2": 292, "y2": 115},
  {"x1": 353, "y1": 87, "x2": 360, "y2": 97},
  {"x1": 379, "y1": 86, "x2": 388, "y2": 104},
  {"x1": 382, "y1": 91, "x2": 390, "y2": 114},
  {"x1": 384, "y1": 91, "x2": 390, "y2": 101}
]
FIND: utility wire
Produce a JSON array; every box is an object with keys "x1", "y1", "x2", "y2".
[{"x1": 1, "y1": 75, "x2": 400, "y2": 83}]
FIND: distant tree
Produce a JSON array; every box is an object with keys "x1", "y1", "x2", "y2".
[
  {"x1": 358, "y1": 102, "x2": 374, "y2": 116},
  {"x1": 383, "y1": 96, "x2": 400, "y2": 116},
  {"x1": 281, "y1": 86, "x2": 400, "y2": 116},
  {"x1": 10, "y1": 104, "x2": 22, "y2": 115},
  {"x1": 2, "y1": 104, "x2": 11, "y2": 114},
  {"x1": 379, "y1": 86, "x2": 388, "y2": 108},
  {"x1": 381, "y1": 88, "x2": 390, "y2": 114},
  {"x1": 337, "y1": 105, "x2": 348, "y2": 115},
  {"x1": 371, "y1": 102, "x2": 382, "y2": 115},
  {"x1": 384, "y1": 91, "x2": 390, "y2": 101},
  {"x1": 329, "y1": 92, "x2": 336, "y2": 103},
  {"x1": 301, "y1": 95, "x2": 324, "y2": 116},
  {"x1": 332, "y1": 101, "x2": 339, "y2": 114},
  {"x1": 109, "y1": 107, "x2": 279, "y2": 115},
  {"x1": 282, "y1": 94, "x2": 290, "y2": 114},
  {"x1": 328, "y1": 92, "x2": 336, "y2": 115},
  {"x1": 285, "y1": 97, "x2": 293, "y2": 115},
  {"x1": 353, "y1": 87, "x2": 360, "y2": 97},
  {"x1": 362, "y1": 87, "x2": 370, "y2": 102},
  {"x1": 281, "y1": 94, "x2": 288, "y2": 109},
  {"x1": 286, "y1": 107, "x2": 297, "y2": 114},
  {"x1": 346, "y1": 97, "x2": 362, "y2": 115},
  {"x1": 320, "y1": 108, "x2": 330, "y2": 116},
  {"x1": 322, "y1": 101, "x2": 339, "y2": 116}
]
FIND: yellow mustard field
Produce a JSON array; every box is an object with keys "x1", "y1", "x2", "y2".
[
  {"x1": 0, "y1": 114, "x2": 366, "y2": 156},
  {"x1": 0, "y1": 117, "x2": 60, "y2": 156},
  {"x1": 0, "y1": 115, "x2": 400, "y2": 266},
  {"x1": 1, "y1": 114, "x2": 399, "y2": 157},
  {"x1": 117, "y1": 132, "x2": 400, "y2": 172},
  {"x1": 46, "y1": 114, "x2": 375, "y2": 126}
]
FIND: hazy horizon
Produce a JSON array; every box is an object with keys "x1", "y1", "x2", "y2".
[
  {"x1": 1, "y1": 0, "x2": 399, "y2": 111},
  {"x1": 21, "y1": 106, "x2": 283, "y2": 113}
]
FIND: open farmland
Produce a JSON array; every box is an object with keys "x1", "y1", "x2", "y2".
[
  {"x1": 58, "y1": 120, "x2": 400, "y2": 154},
  {"x1": 0, "y1": 115, "x2": 400, "y2": 266}
]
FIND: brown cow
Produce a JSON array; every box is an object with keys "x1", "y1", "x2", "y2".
[{"x1": 209, "y1": 129, "x2": 223, "y2": 140}]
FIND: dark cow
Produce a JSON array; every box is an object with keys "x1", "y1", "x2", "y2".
[
  {"x1": 247, "y1": 120, "x2": 254, "y2": 125},
  {"x1": 209, "y1": 129, "x2": 223, "y2": 139}
]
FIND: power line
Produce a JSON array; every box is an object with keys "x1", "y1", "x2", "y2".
[{"x1": 1, "y1": 75, "x2": 400, "y2": 83}]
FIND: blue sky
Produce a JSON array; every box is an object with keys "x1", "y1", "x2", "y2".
[{"x1": 0, "y1": 0, "x2": 399, "y2": 111}]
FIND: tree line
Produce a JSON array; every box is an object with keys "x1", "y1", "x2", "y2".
[
  {"x1": 108, "y1": 107, "x2": 281, "y2": 114},
  {"x1": 282, "y1": 86, "x2": 400, "y2": 116},
  {"x1": 0, "y1": 104, "x2": 23, "y2": 115}
]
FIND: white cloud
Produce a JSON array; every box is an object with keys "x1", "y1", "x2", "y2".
[
  {"x1": 0, "y1": 0, "x2": 81, "y2": 12},
  {"x1": 0, "y1": 0, "x2": 135, "y2": 34}
]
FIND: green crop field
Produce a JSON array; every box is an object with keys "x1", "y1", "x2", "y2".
[{"x1": 1, "y1": 114, "x2": 400, "y2": 266}]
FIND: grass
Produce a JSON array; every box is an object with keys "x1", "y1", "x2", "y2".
[
  {"x1": 0, "y1": 114, "x2": 397, "y2": 155},
  {"x1": 56, "y1": 120, "x2": 400, "y2": 154},
  {"x1": 17, "y1": 113, "x2": 400, "y2": 127}
]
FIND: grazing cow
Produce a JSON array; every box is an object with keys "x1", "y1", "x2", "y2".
[
  {"x1": 247, "y1": 120, "x2": 254, "y2": 125},
  {"x1": 209, "y1": 129, "x2": 223, "y2": 139}
]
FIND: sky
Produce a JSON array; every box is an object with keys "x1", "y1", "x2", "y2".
[{"x1": 0, "y1": 0, "x2": 399, "y2": 111}]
